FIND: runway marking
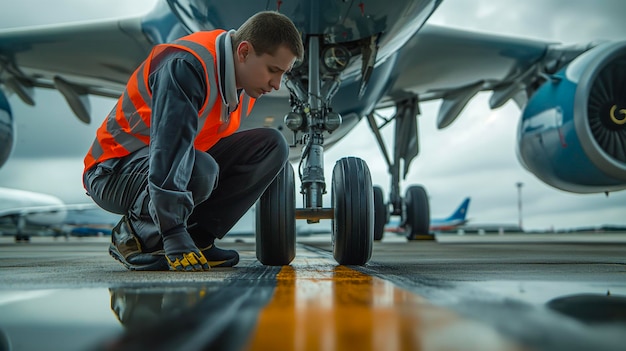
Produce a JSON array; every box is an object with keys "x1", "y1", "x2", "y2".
[{"x1": 245, "y1": 256, "x2": 525, "y2": 351}]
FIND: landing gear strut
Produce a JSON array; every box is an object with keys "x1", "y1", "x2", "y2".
[
  {"x1": 366, "y1": 95, "x2": 431, "y2": 241},
  {"x1": 12, "y1": 215, "x2": 31, "y2": 242}
]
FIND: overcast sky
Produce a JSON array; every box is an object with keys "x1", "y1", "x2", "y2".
[{"x1": 0, "y1": 0, "x2": 625, "y2": 231}]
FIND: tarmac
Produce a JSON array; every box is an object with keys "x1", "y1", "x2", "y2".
[{"x1": 0, "y1": 232, "x2": 625, "y2": 351}]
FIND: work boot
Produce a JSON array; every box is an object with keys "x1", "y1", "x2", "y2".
[
  {"x1": 109, "y1": 216, "x2": 168, "y2": 271},
  {"x1": 199, "y1": 243, "x2": 240, "y2": 267}
]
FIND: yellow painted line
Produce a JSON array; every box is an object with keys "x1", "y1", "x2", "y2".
[{"x1": 245, "y1": 257, "x2": 527, "y2": 351}]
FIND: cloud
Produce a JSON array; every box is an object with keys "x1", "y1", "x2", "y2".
[
  {"x1": 0, "y1": 0, "x2": 156, "y2": 28},
  {"x1": 429, "y1": 0, "x2": 626, "y2": 44},
  {"x1": 0, "y1": 157, "x2": 90, "y2": 203},
  {"x1": 10, "y1": 90, "x2": 107, "y2": 159}
]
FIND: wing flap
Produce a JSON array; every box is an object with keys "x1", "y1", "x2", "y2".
[
  {"x1": 0, "y1": 17, "x2": 154, "y2": 97},
  {"x1": 386, "y1": 24, "x2": 551, "y2": 102}
]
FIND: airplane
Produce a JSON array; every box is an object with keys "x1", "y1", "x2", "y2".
[
  {"x1": 0, "y1": 1, "x2": 624, "y2": 265},
  {"x1": 0, "y1": 187, "x2": 98, "y2": 241},
  {"x1": 430, "y1": 197, "x2": 471, "y2": 232},
  {"x1": 384, "y1": 197, "x2": 471, "y2": 238}
]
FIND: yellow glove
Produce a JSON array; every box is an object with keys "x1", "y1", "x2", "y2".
[
  {"x1": 162, "y1": 227, "x2": 210, "y2": 272},
  {"x1": 166, "y1": 251, "x2": 210, "y2": 271}
]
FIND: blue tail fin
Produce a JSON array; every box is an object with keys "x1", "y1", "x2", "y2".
[{"x1": 447, "y1": 197, "x2": 470, "y2": 221}]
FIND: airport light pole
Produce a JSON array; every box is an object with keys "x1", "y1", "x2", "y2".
[{"x1": 516, "y1": 182, "x2": 523, "y2": 230}]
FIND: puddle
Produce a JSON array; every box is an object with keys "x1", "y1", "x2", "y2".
[
  {"x1": 0, "y1": 289, "x2": 122, "y2": 351},
  {"x1": 0, "y1": 285, "x2": 220, "y2": 351},
  {"x1": 462, "y1": 280, "x2": 626, "y2": 305}
]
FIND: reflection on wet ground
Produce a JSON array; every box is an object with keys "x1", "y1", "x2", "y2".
[
  {"x1": 110, "y1": 285, "x2": 221, "y2": 329},
  {"x1": 547, "y1": 293, "x2": 626, "y2": 324},
  {"x1": 5, "y1": 268, "x2": 624, "y2": 351},
  {"x1": 103, "y1": 266, "x2": 279, "y2": 351},
  {"x1": 0, "y1": 289, "x2": 122, "y2": 351},
  {"x1": 0, "y1": 267, "x2": 279, "y2": 351},
  {"x1": 246, "y1": 260, "x2": 524, "y2": 351},
  {"x1": 0, "y1": 264, "x2": 525, "y2": 351},
  {"x1": 1, "y1": 236, "x2": 626, "y2": 350}
]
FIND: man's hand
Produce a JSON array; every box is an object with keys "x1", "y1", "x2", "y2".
[
  {"x1": 162, "y1": 227, "x2": 210, "y2": 271},
  {"x1": 166, "y1": 251, "x2": 210, "y2": 271}
]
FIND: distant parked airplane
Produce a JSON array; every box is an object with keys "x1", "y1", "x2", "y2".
[
  {"x1": 0, "y1": 187, "x2": 97, "y2": 241},
  {"x1": 430, "y1": 197, "x2": 471, "y2": 231},
  {"x1": 385, "y1": 197, "x2": 471, "y2": 238}
]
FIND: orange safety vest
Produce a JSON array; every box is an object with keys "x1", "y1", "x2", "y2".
[{"x1": 83, "y1": 30, "x2": 255, "y2": 173}]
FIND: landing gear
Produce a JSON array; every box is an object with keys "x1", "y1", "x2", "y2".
[
  {"x1": 332, "y1": 157, "x2": 374, "y2": 265},
  {"x1": 366, "y1": 95, "x2": 432, "y2": 241},
  {"x1": 257, "y1": 34, "x2": 380, "y2": 266},
  {"x1": 260, "y1": 32, "x2": 431, "y2": 263},
  {"x1": 12, "y1": 216, "x2": 30, "y2": 243},
  {"x1": 256, "y1": 163, "x2": 296, "y2": 266},
  {"x1": 257, "y1": 36, "x2": 432, "y2": 263},
  {"x1": 403, "y1": 185, "x2": 430, "y2": 240},
  {"x1": 15, "y1": 234, "x2": 30, "y2": 242}
]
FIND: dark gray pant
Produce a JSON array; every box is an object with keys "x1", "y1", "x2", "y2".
[{"x1": 84, "y1": 128, "x2": 288, "y2": 249}]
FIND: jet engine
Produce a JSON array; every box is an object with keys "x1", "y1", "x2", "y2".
[
  {"x1": 0, "y1": 90, "x2": 13, "y2": 169},
  {"x1": 517, "y1": 41, "x2": 626, "y2": 193}
]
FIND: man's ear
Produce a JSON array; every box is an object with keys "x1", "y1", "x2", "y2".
[{"x1": 237, "y1": 41, "x2": 252, "y2": 62}]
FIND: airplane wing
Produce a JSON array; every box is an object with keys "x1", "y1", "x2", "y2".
[
  {"x1": 0, "y1": 8, "x2": 167, "y2": 167},
  {"x1": 364, "y1": 23, "x2": 557, "y2": 180},
  {"x1": 385, "y1": 24, "x2": 594, "y2": 127},
  {"x1": 0, "y1": 16, "x2": 154, "y2": 121},
  {"x1": 0, "y1": 17, "x2": 151, "y2": 91},
  {"x1": 369, "y1": 23, "x2": 626, "y2": 195}
]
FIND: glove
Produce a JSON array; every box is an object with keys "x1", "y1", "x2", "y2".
[
  {"x1": 162, "y1": 227, "x2": 210, "y2": 271},
  {"x1": 166, "y1": 251, "x2": 209, "y2": 272}
]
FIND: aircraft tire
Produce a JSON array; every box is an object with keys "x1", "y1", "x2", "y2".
[
  {"x1": 256, "y1": 162, "x2": 296, "y2": 265},
  {"x1": 373, "y1": 186, "x2": 386, "y2": 241},
  {"x1": 404, "y1": 185, "x2": 430, "y2": 240},
  {"x1": 15, "y1": 234, "x2": 30, "y2": 243},
  {"x1": 332, "y1": 157, "x2": 374, "y2": 265}
]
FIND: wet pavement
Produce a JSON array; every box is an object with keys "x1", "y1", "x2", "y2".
[{"x1": 0, "y1": 233, "x2": 625, "y2": 350}]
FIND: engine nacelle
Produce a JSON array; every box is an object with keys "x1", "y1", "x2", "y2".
[
  {"x1": 0, "y1": 90, "x2": 14, "y2": 169},
  {"x1": 517, "y1": 41, "x2": 626, "y2": 193}
]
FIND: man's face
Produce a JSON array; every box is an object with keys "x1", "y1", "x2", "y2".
[{"x1": 235, "y1": 42, "x2": 297, "y2": 98}]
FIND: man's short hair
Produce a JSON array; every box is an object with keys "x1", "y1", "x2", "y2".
[{"x1": 233, "y1": 11, "x2": 304, "y2": 61}]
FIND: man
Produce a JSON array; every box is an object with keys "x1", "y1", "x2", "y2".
[{"x1": 83, "y1": 11, "x2": 304, "y2": 271}]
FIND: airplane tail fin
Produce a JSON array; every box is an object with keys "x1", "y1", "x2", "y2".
[{"x1": 446, "y1": 197, "x2": 470, "y2": 221}]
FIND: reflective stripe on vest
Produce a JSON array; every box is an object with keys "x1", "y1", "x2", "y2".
[{"x1": 84, "y1": 30, "x2": 254, "y2": 173}]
